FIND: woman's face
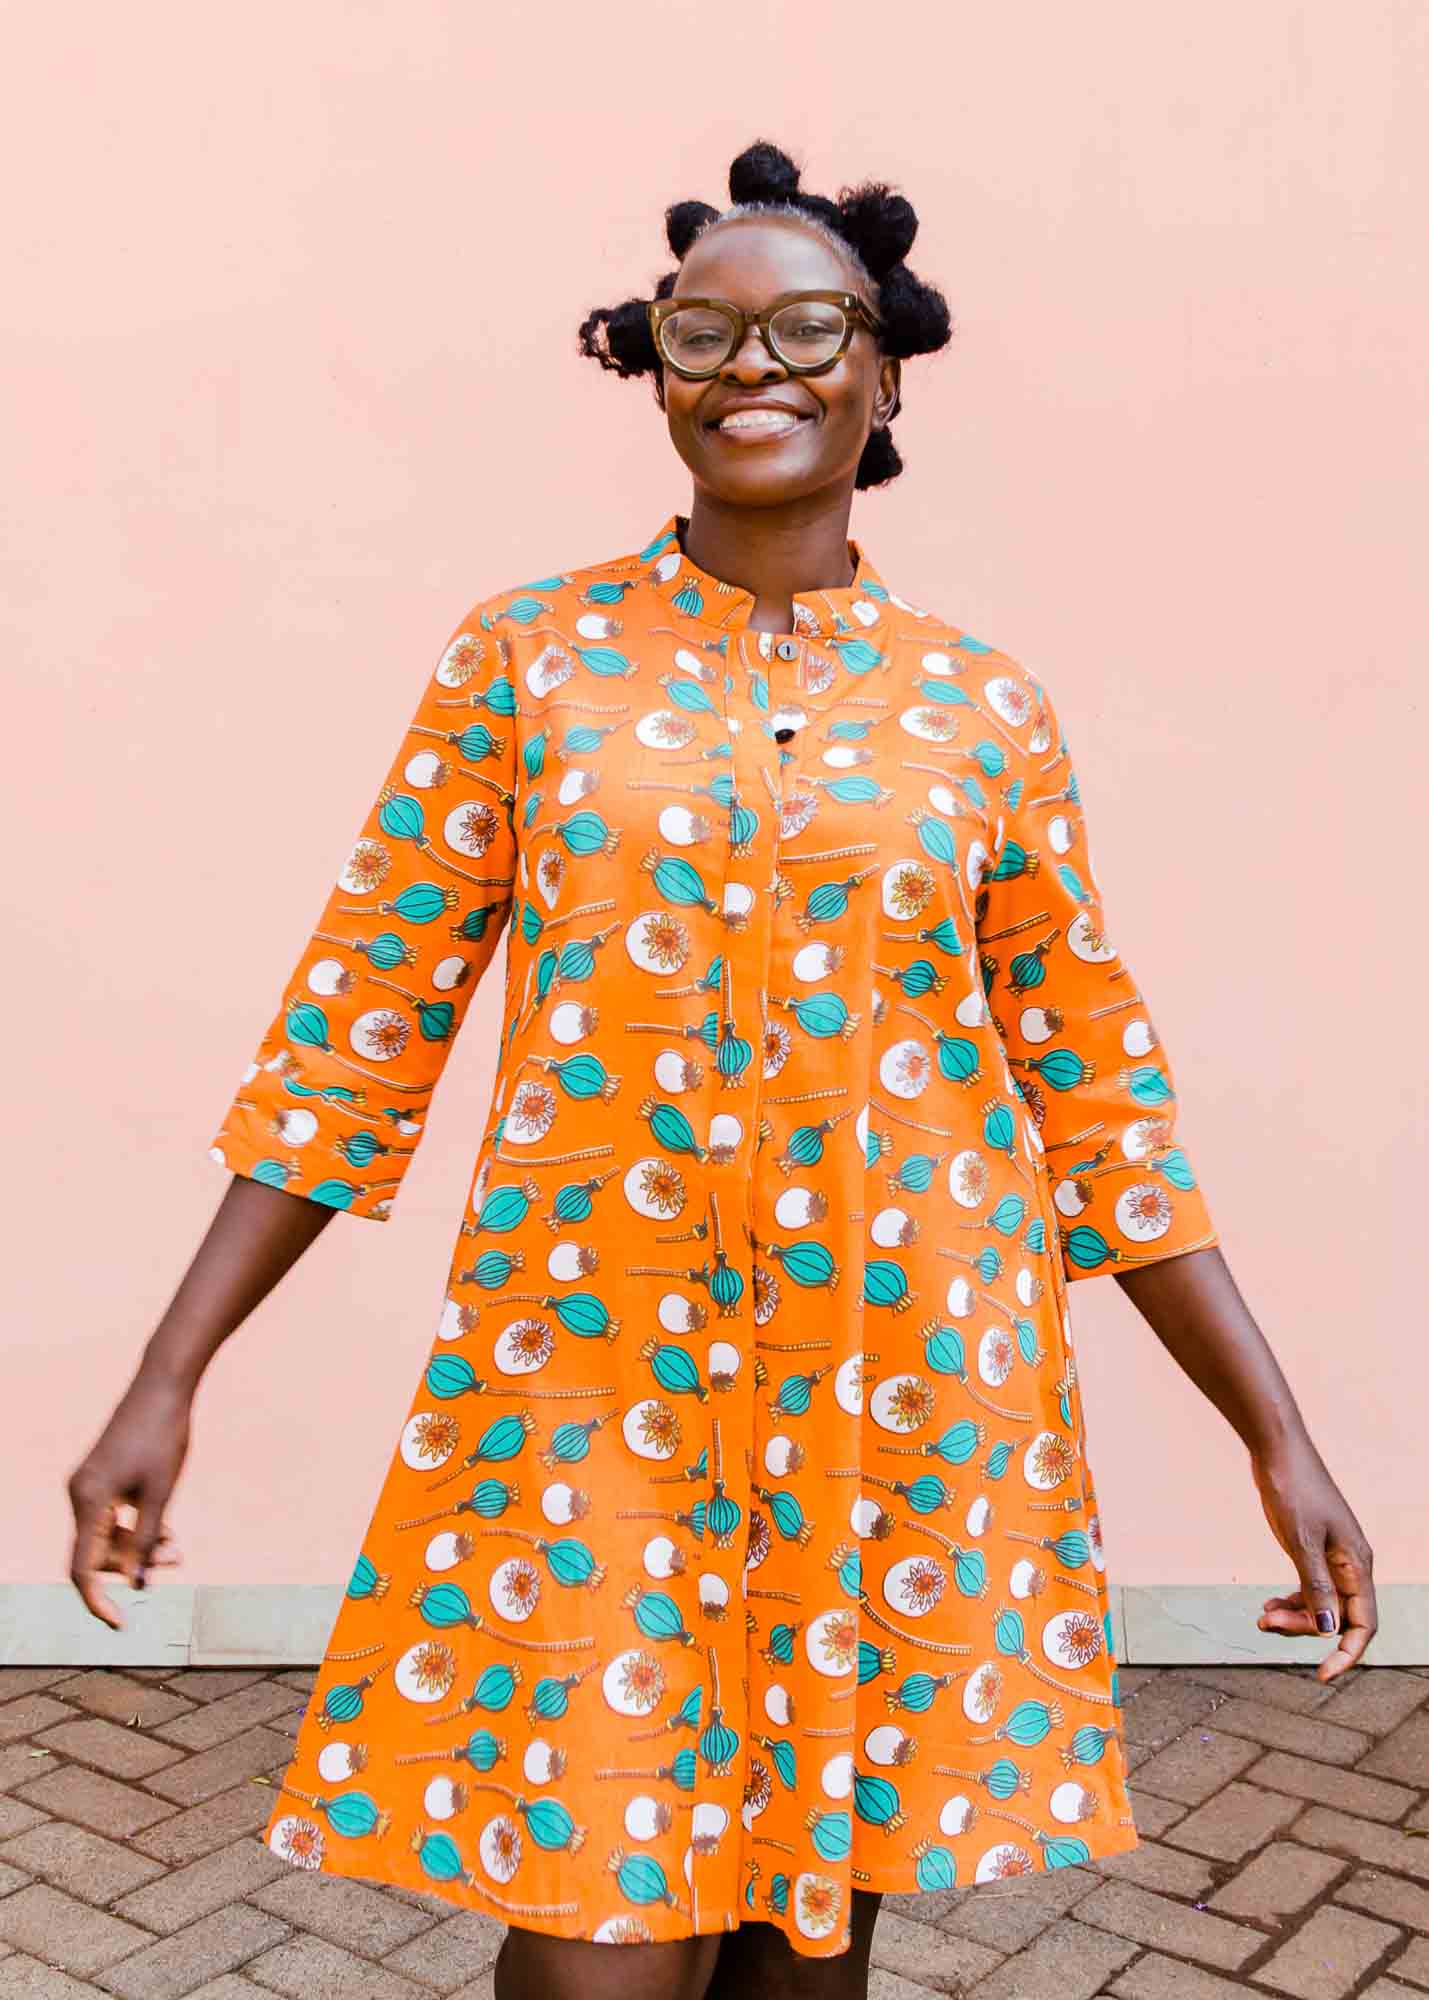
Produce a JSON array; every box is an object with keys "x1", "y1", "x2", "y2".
[{"x1": 657, "y1": 215, "x2": 901, "y2": 508}]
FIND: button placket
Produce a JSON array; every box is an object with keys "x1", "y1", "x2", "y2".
[{"x1": 766, "y1": 632, "x2": 808, "y2": 752}]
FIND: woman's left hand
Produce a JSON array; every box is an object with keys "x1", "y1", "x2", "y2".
[{"x1": 1250, "y1": 1430, "x2": 1377, "y2": 1683}]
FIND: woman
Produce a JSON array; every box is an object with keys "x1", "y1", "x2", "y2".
[{"x1": 68, "y1": 139, "x2": 1375, "y2": 2000}]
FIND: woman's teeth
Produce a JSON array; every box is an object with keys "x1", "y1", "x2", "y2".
[{"x1": 713, "y1": 410, "x2": 808, "y2": 439}]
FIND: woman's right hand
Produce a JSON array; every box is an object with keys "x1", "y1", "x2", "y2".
[
  {"x1": 65, "y1": 1173, "x2": 339, "y2": 1629},
  {"x1": 68, "y1": 1370, "x2": 190, "y2": 1629}
]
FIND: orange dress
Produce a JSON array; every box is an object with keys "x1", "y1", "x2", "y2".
[{"x1": 209, "y1": 509, "x2": 1218, "y2": 1958}]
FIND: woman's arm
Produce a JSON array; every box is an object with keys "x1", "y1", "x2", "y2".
[
  {"x1": 1113, "y1": 1245, "x2": 1377, "y2": 1681},
  {"x1": 1112, "y1": 1245, "x2": 1306, "y2": 1453},
  {"x1": 971, "y1": 655, "x2": 1375, "y2": 1681},
  {"x1": 69, "y1": 590, "x2": 521, "y2": 1628},
  {"x1": 68, "y1": 1177, "x2": 335, "y2": 1629}
]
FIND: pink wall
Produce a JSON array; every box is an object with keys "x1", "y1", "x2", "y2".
[{"x1": 10, "y1": 5, "x2": 1423, "y2": 1597}]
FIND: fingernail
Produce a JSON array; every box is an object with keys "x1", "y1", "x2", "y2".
[
  {"x1": 134, "y1": 1572, "x2": 146, "y2": 1592},
  {"x1": 1316, "y1": 1609, "x2": 1336, "y2": 1633}
]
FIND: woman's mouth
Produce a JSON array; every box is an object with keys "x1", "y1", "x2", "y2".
[{"x1": 706, "y1": 409, "x2": 814, "y2": 444}]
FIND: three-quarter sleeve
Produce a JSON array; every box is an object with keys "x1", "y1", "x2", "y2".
[
  {"x1": 205, "y1": 597, "x2": 519, "y2": 1221},
  {"x1": 974, "y1": 659, "x2": 1219, "y2": 1280}
]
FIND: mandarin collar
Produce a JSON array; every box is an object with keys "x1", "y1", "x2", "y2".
[{"x1": 636, "y1": 510, "x2": 891, "y2": 640}]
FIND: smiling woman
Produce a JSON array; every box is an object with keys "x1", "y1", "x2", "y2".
[
  {"x1": 579, "y1": 139, "x2": 953, "y2": 504},
  {"x1": 70, "y1": 126, "x2": 1373, "y2": 2000}
]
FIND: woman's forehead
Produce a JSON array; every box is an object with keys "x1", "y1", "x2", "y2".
[{"x1": 679, "y1": 215, "x2": 855, "y2": 297}]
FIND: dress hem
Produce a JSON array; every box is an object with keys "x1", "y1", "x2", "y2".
[{"x1": 256, "y1": 1807, "x2": 1143, "y2": 1958}]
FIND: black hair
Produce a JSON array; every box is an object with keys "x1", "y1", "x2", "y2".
[{"x1": 577, "y1": 139, "x2": 954, "y2": 489}]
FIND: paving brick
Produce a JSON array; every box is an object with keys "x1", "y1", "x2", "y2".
[
  {"x1": 1124, "y1": 1792, "x2": 1189, "y2": 1841},
  {"x1": 1388, "y1": 1937, "x2": 1429, "y2": 1986},
  {"x1": 0, "y1": 1955, "x2": 116, "y2": 2000},
  {"x1": 1110, "y1": 1955, "x2": 1258, "y2": 1998},
  {"x1": 1120, "y1": 1678, "x2": 1226, "y2": 1750},
  {"x1": 867, "y1": 1908, "x2": 1003, "y2": 1993},
  {"x1": 148, "y1": 1692, "x2": 303, "y2": 1759},
  {"x1": 379, "y1": 1911, "x2": 507, "y2": 1990},
  {"x1": 0, "y1": 1885, "x2": 153, "y2": 1978},
  {"x1": 1178, "y1": 1667, "x2": 1337, "y2": 1715},
  {"x1": 1123, "y1": 1729, "x2": 1263, "y2": 1808},
  {"x1": 1207, "y1": 1841, "x2": 1348, "y2": 1923},
  {"x1": 866, "y1": 1974, "x2": 944, "y2": 2000},
  {"x1": 1359, "y1": 1982, "x2": 1422, "y2": 1999},
  {"x1": 377, "y1": 1888, "x2": 465, "y2": 1922},
  {"x1": 961, "y1": 1914, "x2": 1137, "y2": 1999},
  {"x1": 1159, "y1": 1779, "x2": 1306, "y2": 1861},
  {"x1": 241, "y1": 1933, "x2": 432, "y2": 2000},
  {"x1": 1335, "y1": 1868, "x2": 1429, "y2": 1933},
  {"x1": 181, "y1": 1984, "x2": 271, "y2": 2000},
  {"x1": 0, "y1": 1825, "x2": 166, "y2": 1906},
  {"x1": 30, "y1": 1723, "x2": 183, "y2": 1786},
  {"x1": 111, "y1": 1842, "x2": 288, "y2": 1935},
  {"x1": 1245, "y1": 1749, "x2": 1420, "y2": 1823},
  {"x1": 1204, "y1": 1698, "x2": 1373, "y2": 1767},
  {"x1": 0, "y1": 1749, "x2": 65, "y2": 1795},
  {"x1": 127, "y1": 1792, "x2": 271, "y2": 1868},
  {"x1": 910, "y1": 1868, "x2": 1100, "y2": 1952},
  {"x1": 139, "y1": 1732, "x2": 293, "y2": 1809},
  {"x1": 47, "y1": 1684, "x2": 194, "y2": 1736},
  {"x1": 1292, "y1": 1806, "x2": 1429, "y2": 1885},
  {"x1": 0, "y1": 1865, "x2": 31, "y2": 1897},
  {"x1": 246, "y1": 1876, "x2": 432, "y2": 1960},
  {"x1": 0, "y1": 1678, "x2": 79, "y2": 1706},
  {"x1": 444, "y1": 1976, "x2": 494, "y2": 2000},
  {"x1": 267, "y1": 1678, "x2": 314, "y2": 1699},
  {"x1": 1083, "y1": 1841, "x2": 1216, "y2": 1898},
  {"x1": 1073, "y1": 1878, "x2": 1264, "y2": 1970},
  {"x1": 94, "y1": 1907, "x2": 290, "y2": 2000},
  {"x1": 1249, "y1": 1902, "x2": 1402, "y2": 1996},
  {"x1": 0, "y1": 1801, "x2": 48, "y2": 1841},
  {"x1": 1360, "y1": 1714, "x2": 1429, "y2": 1788},
  {"x1": 13, "y1": 1769, "x2": 176, "y2": 1842},
  {"x1": 0, "y1": 1704, "x2": 83, "y2": 1748},
  {"x1": 154, "y1": 1681, "x2": 265, "y2": 1709},
  {"x1": 1317, "y1": 1671, "x2": 1429, "y2": 1737}
]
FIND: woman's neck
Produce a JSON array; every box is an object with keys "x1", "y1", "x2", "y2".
[{"x1": 678, "y1": 501, "x2": 855, "y2": 634}]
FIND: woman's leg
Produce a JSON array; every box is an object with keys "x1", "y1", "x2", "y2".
[
  {"x1": 492, "y1": 1924, "x2": 723, "y2": 2000},
  {"x1": 705, "y1": 1890, "x2": 884, "y2": 2000}
]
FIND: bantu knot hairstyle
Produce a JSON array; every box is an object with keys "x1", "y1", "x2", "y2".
[{"x1": 578, "y1": 138, "x2": 953, "y2": 489}]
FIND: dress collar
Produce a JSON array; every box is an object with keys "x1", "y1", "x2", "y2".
[{"x1": 635, "y1": 510, "x2": 891, "y2": 640}]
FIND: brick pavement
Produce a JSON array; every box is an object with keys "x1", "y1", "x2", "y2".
[{"x1": 0, "y1": 1663, "x2": 1425, "y2": 1998}]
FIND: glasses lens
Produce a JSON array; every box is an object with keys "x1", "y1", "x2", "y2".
[
  {"x1": 659, "y1": 307, "x2": 736, "y2": 373},
  {"x1": 769, "y1": 300, "x2": 847, "y2": 367}
]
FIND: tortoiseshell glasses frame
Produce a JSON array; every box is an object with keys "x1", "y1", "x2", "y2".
[{"x1": 647, "y1": 289, "x2": 885, "y2": 379}]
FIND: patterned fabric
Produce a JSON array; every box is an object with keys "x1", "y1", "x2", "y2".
[{"x1": 210, "y1": 509, "x2": 1218, "y2": 1958}]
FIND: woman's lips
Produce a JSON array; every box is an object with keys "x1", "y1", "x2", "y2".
[{"x1": 706, "y1": 410, "x2": 813, "y2": 444}]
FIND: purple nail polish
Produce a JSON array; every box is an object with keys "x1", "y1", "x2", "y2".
[{"x1": 1316, "y1": 1609, "x2": 1335, "y2": 1633}]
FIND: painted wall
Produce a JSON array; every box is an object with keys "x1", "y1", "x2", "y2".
[{"x1": 8, "y1": 4, "x2": 1423, "y2": 1613}]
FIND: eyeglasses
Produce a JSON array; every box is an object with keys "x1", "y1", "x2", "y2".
[{"x1": 648, "y1": 289, "x2": 884, "y2": 379}]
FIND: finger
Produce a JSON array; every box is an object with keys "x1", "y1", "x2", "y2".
[
  {"x1": 70, "y1": 1499, "x2": 123, "y2": 1631},
  {"x1": 1258, "y1": 1588, "x2": 1316, "y2": 1636},
  {"x1": 130, "y1": 1492, "x2": 168, "y2": 1589},
  {"x1": 1318, "y1": 1556, "x2": 1377, "y2": 1681},
  {"x1": 146, "y1": 1529, "x2": 184, "y2": 1569},
  {"x1": 1295, "y1": 1548, "x2": 1345, "y2": 1639}
]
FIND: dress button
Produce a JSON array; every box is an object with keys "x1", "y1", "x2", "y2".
[
  {"x1": 774, "y1": 638, "x2": 800, "y2": 661},
  {"x1": 774, "y1": 726, "x2": 795, "y2": 743}
]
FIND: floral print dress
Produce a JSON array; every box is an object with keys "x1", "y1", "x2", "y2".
[{"x1": 208, "y1": 508, "x2": 1218, "y2": 1959}]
